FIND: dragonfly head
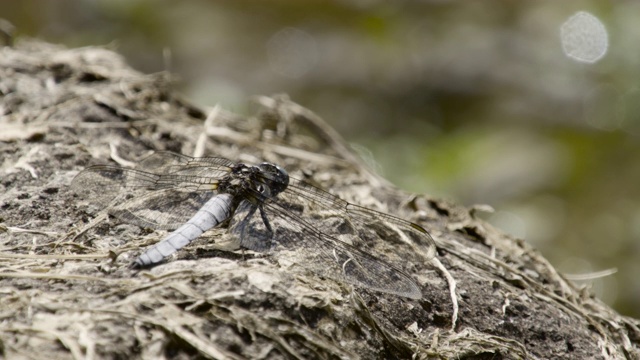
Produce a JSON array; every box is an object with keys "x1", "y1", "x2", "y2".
[{"x1": 256, "y1": 162, "x2": 289, "y2": 197}]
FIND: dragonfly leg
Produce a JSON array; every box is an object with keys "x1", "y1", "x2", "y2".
[
  {"x1": 258, "y1": 205, "x2": 274, "y2": 240},
  {"x1": 233, "y1": 204, "x2": 275, "y2": 252},
  {"x1": 237, "y1": 204, "x2": 258, "y2": 240}
]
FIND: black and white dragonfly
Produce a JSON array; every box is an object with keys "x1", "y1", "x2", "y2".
[{"x1": 71, "y1": 151, "x2": 436, "y2": 299}]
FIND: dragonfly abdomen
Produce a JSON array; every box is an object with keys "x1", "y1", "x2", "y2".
[{"x1": 133, "y1": 193, "x2": 235, "y2": 267}]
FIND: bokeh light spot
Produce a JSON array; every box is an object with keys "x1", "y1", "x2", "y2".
[{"x1": 560, "y1": 11, "x2": 608, "y2": 64}]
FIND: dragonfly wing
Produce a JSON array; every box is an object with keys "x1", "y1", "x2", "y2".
[
  {"x1": 262, "y1": 196, "x2": 422, "y2": 299},
  {"x1": 72, "y1": 165, "x2": 216, "y2": 230},
  {"x1": 109, "y1": 189, "x2": 215, "y2": 230},
  {"x1": 71, "y1": 165, "x2": 157, "y2": 208},
  {"x1": 283, "y1": 178, "x2": 436, "y2": 260},
  {"x1": 137, "y1": 151, "x2": 236, "y2": 178}
]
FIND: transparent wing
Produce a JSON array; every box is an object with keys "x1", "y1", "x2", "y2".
[
  {"x1": 136, "y1": 151, "x2": 237, "y2": 178},
  {"x1": 109, "y1": 189, "x2": 216, "y2": 230},
  {"x1": 283, "y1": 178, "x2": 436, "y2": 260},
  {"x1": 261, "y1": 196, "x2": 422, "y2": 299},
  {"x1": 70, "y1": 153, "x2": 235, "y2": 229}
]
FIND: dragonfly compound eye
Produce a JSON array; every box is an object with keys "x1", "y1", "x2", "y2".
[{"x1": 257, "y1": 163, "x2": 289, "y2": 195}]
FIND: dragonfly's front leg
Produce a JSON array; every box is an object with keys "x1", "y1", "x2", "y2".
[
  {"x1": 235, "y1": 204, "x2": 257, "y2": 241},
  {"x1": 258, "y1": 205, "x2": 274, "y2": 239},
  {"x1": 233, "y1": 202, "x2": 276, "y2": 252}
]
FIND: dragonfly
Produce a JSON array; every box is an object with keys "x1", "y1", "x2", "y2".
[{"x1": 71, "y1": 151, "x2": 436, "y2": 299}]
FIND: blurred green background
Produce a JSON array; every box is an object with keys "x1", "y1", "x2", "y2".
[{"x1": 3, "y1": 1, "x2": 639, "y2": 317}]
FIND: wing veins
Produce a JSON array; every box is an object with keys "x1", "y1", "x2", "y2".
[
  {"x1": 260, "y1": 193, "x2": 421, "y2": 298},
  {"x1": 285, "y1": 178, "x2": 435, "y2": 253}
]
